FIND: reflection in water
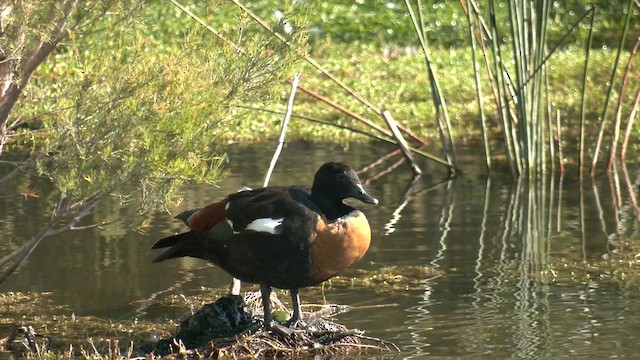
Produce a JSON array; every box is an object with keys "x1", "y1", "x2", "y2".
[
  {"x1": 399, "y1": 165, "x2": 640, "y2": 358},
  {"x1": 1, "y1": 141, "x2": 639, "y2": 358}
]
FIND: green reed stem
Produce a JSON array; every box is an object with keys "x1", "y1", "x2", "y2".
[
  {"x1": 405, "y1": 0, "x2": 458, "y2": 169},
  {"x1": 464, "y1": 0, "x2": 491, "y2": 172},
  {"x1": 487, "y1": 0, "x2": 518, "y2": 176}
]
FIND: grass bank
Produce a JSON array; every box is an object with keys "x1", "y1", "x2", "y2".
[{"x1": 227, "y1": 43, "x2": 638, "y2": 151}]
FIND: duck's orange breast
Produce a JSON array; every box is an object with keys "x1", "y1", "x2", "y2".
[{"x1": 308, "y1": 211, "x2": 372, "y2": 283}]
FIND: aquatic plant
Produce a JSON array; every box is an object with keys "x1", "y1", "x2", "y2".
[{"x1": 403, "y1": 0, "x2": 639, "y2": 177}]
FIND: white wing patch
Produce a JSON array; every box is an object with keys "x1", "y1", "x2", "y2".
[{"x1": 244, "y1": 217, "x2": 284, "y2": 234}]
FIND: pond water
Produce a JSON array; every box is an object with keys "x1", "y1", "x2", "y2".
[{"x1": 1, "y1": 141, "x2": 639, "y2": 358}]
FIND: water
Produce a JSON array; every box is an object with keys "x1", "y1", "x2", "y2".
[{"x1": 1, "y1": 141, "x2": 639, "y2": 358}]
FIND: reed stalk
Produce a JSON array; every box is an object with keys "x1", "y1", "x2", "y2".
[
  {"x1": 235, "y1": 105, "x2": 460, "y2": 172},
  {"x1": 607, "y1": 36, "x2": 640, "y2": 171},
  {"x1": 463, "y1": 0, "x2": 491, "y2": 172},
  {"x1": 590, "y1": 0, "x2": 634, "y2": 174},
  {"x1": 545, "y1": 65, "x2": 554, "y2": 175},
  {"x1": 404, "y1": 0, "x2": 457, "y2": 168},
  {"x1": 487, "y1": 0, "x2": 519, "y2": 176},
  {"x1": 556, "y1": 109, "x2": 564, "y2": 176},
  {"x1": 579, "y1": 7, "x2": 596, "y2": 181},
  {"x1": 381, "y1": 110, "x2": 423, "y2": 176},
  {"x1": 460, "y1": 1, "x2": 607, "y2": 177},
  {"x1": 621, "y1": 88, "x2": 640, "y2": 161}
]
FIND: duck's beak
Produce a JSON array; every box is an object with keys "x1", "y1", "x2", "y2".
[{"x1": 353, "y1": 183, "x2": 379, "y2": 205}]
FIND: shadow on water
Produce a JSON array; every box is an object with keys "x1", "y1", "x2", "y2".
[{"x1": 1, "y1": 141, "x2": 640, "y2": 358}]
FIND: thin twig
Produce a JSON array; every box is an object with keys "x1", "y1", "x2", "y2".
[
  {"x1": 263, "y1": 73, "x2": 301, "y2": 187},
  {"x1": 169, "y1": 0, "x2": 241, "y2": 51}
]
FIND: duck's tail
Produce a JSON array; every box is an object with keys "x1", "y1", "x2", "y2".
[{"x1": 152, "y1": 232, "x2": 207, "y2": 263}]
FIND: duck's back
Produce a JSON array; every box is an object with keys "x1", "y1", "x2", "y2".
[{"x1": 215, "y1": 187, "x2": 323, "y2": 288}]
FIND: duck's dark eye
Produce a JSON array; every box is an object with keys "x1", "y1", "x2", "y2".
[{"x1": 337, "y1": 173, "x2": 347, "y2": 180}]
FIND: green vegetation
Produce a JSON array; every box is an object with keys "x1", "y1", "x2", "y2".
[
  {"x1": 0, "y1": 0, "x2": 305, "y2": 280},
  {"x1": 2, "y1": 1, "x2": 638, "y2": 151}
]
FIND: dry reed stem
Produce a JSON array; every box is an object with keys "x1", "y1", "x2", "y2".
[
  {"x1": 621, "y1": 88, "x2": 640, "y2": 161},
  {"x1": 381, "y1": 110, "x2": 422, "y2": 175},
  {"x1": 607, "y1": 36, "x2": 640, "y2": 171}
]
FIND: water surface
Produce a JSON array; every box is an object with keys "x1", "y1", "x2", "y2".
[{"x1": 1, "y1": 141, "x2": 639, "y2": 358}]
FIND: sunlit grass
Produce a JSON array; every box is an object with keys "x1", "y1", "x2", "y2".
[{"x1": 229, "y1": 43, "x2": 637, "y2": 148}]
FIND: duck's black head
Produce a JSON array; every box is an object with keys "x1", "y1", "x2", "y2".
[{"x1": 311, "y1": 162, "x2": 378, "y2": 208}]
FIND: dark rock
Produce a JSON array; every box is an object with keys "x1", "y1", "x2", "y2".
[{"x1": 155, "y1": 295, "x2": 259, "y2": 354}]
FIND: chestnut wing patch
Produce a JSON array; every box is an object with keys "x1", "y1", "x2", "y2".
[{"x1": 183, "y1": 199, "x2": 228, "y2": 231}]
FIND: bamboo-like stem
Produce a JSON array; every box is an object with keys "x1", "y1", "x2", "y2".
[
  {"x1": 556, "y1": 172, "x2": 563, "y2": 232},
  {"x1": 607, "y1": 36, "x2": 640, "y2": 171},
  {"x1": 579, "y1": 173, "x2": 586, "y2": 260},
  {"x1": 488, "y1": 0, "x2": 518, "y2": 176},
  {"x1": 536, "y1": 0, "x2": 551, "y2": 176},
  {"x1": 621, "y1": 88, "x2": 640, "y2": 161},
  {"x1": 590, "y1": 177, "x2": 608, "y2": 237},
  {"x1": 607, "y1": 166, "x2": 622, "y2": 234},
  {"x1": 591, "y1": 0, "x2": 634, "y2": 174},
  {"x1": 579, "y1": 7, "x2": 595, "y2": 181},
  {"x1": 405, "y1": 0, "x2": 457, "y2": 168},
  {"x1": 508, "y1": 1, "x2": 527, "y2": 174},
  {"x1": 381, "y1": 110, "x2": 422, "y2": 176},
  {"x1": 501, "y1": 8, "x2": 593, "y2": 106},
  {"x1": 463, "y1": 0, "x2": 491, "y2": 172},
  {"x1": 545, "y1": 65, "x2": 555, "y2": 175}
]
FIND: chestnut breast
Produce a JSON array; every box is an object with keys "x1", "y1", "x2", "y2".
[{"x1": 308, "y1": 210, "x2": 372, "y2": 283}]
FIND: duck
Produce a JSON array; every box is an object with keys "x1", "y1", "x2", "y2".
[{"x1": 152, "y1": 162, "x2": 378, "y2": 330}]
